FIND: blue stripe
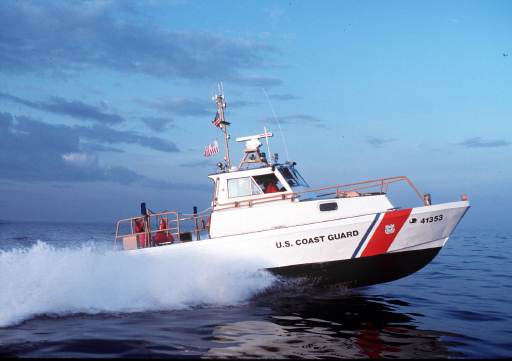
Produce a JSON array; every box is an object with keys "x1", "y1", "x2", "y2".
[{"x1": 351, "y1": 213, "x2": 381, "y2": 259}]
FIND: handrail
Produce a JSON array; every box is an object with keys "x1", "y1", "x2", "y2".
[
  {"x1": 294, "y1": 175, "x2": 424, "y2": 202},
  {"x1": 114, "y1": 209, "x2": 212, "y2": 250},
  {"x1": 214, "y1": 175, "x2": 424, "y2": 211},
  {"x1": 215, "y1": 192, "x2": 294, "y2": 209}
]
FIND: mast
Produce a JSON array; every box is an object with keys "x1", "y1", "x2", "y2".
[{"x1": 215, "y1": 88, "x2": 232, "y2": 169}]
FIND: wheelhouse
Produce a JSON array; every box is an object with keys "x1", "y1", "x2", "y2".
[{"x1": 208, "y1": 162, "x2": 309, "y2": 210}]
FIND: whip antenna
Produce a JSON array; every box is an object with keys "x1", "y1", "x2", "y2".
[{"x1": 262, "y1": 88, "x2": 290, "y2": 162}]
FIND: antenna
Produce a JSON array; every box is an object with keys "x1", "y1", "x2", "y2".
[
  {"x1": 263, "y1": 126, "x2": 272, "y2": 164},
  {"x1": 262, "y1": 88, "x2": 289, "y2": 162}
]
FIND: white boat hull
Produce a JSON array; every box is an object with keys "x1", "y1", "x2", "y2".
[{"x1": 129, "y1": 200, "x2": 469, "y2": 287}]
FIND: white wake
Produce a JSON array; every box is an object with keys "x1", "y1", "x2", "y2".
[{"x1": 0, "y1": 241, "x2": 275, "y2": 327}]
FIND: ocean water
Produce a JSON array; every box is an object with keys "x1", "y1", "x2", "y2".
[{"x1": 0, "y1": 221, "x2": 510, "y2": 358}]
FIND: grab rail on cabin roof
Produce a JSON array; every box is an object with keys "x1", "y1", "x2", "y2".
[
  {"x1": 114, "y1": 208, "x2": 212, "y2": 249},
  {"x1": 214, "y1": 176, "x2": 424, "y2": 210},
  {"x1": 295, "y1": 175, "x2": 424, "y2": 202}
]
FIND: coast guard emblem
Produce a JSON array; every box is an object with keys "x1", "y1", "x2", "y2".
[{"x1": 384, "y1": 224, "x2": 395, "y2": 235}]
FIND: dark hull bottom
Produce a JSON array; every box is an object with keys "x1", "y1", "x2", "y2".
[{"x1": 268, "y1": 247, "x2": 442, "y2": 288}]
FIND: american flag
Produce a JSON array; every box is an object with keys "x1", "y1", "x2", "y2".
[
  {"x1": 203, "y1": 140, "x2": 219, "y2": 157},
  {"x1": 212, "y1": 111, "x2": 222, "y2": 128}
]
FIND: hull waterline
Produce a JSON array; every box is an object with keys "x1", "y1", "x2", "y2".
[{"x1": 268, "y1": 246, "x2": 442, "y2": 288}]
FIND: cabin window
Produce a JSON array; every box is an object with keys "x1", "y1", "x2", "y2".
[
  {"x1": 227, "y1": 177, "x2": 263, "y2": 198},
  {"x1": 253, "y1": 174, "x2": 285, "y2": 193},
  {"x1": 251, "y1": 179, "x2": 264, "y2": 195},
  {"x1": 277, "y1": 165, "x2": 309, "y2": 188},
  {"x1": 319, "y1": 202, "x2": 338, "y2": 211}
]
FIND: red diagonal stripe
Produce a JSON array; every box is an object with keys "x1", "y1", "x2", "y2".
[{"x1": 360, "y1": 208, "x2": 412, "y2": 258}]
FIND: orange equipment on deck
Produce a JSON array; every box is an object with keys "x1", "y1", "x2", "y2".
[
  {"x1": 154, "y1": 218, "x2": 174, "y2": 245},
  {"x1": 134, "y1": 218, "x2": 147, "y2": 248}
]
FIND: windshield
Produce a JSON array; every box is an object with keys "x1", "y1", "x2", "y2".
[{"x1": 277, "y1": 165, "x2": 309, "y2": 188}]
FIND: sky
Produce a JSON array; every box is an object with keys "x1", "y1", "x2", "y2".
[{"x1": 0, "y1": 0, "x2": 510, "y2": 229}]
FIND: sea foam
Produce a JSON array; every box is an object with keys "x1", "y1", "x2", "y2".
[{"x1": 0, "y1": 241, "x2": 275, "y2": 327}]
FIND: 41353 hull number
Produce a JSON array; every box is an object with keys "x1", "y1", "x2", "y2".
[{"x1": 421, "y1": 214, "x2": 443, "y2": 223}]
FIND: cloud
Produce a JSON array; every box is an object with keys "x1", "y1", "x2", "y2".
[
  {"x1": 136, "y1": 97, "x2": 211, "y2": 117},
  {"x1": 0, "y1": 91, "x2": 125, "y2": 125},
  {"x1": 0, "y1": 112, "x2": 178, "y2": 184},
  {"x1": 260, "y1": 114, "x2": 325, "y2": 128},
  {"x1": 456, "y1": 137, "x2": 511, "y2": 148},
  {"x1": 0, "y1": 111, "x2": 13, "y2": 130},
  {"x1": 366, "y1": 136, "x2": 397, "y2": 148},
  {"x1": 0, "y1": 91, "x2": 180, "y2": 151},
  {"x1": 62, "y1": 152, "x2": 97, "y2": 165},
  {"x1": 80, "y1": 141, "x2": 124, "y2": 153},
  {"x1": 136, "y1": 96, "x2": 259, "y2": 121},
  {"x1": 73, "y1": 124, "x2": 180, "y2": 153},
  {"x1": 140, "y1": 116, "x2": 175, "y2": 132},
  {"x1": 0, "y1": 1, "x2": 281, "y2": 86}
]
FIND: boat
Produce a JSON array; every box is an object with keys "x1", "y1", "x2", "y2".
[{"x1": 113, "y1": 90, "x2": 470, "y2": 288}]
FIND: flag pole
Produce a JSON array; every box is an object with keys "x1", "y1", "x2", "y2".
[{"x1": 215, "y1": 91, "x2": 232, "y2": 169}]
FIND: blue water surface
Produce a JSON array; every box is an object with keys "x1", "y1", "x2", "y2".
[{"x1": 0, "y1": 221, "x2": 510, "y2": 358}]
